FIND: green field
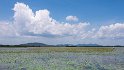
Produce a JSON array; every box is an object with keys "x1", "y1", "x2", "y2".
[
  {"x1": 0, "y1": 47, "x2": 114, "y2": 53},
  {"x1": 0, "y1": 47, "x2": 123, "y2": 70}
]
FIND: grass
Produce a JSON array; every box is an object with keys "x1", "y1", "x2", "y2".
[
  {"x1": 29, "y1": 47, "x2": 114, "y2": 52},
  {"x1": 0, "y1": 47, "x2": 123, "y2": 70},
  {"x1": 0, "y1": 47, "x2": 114, "y2": 53}
]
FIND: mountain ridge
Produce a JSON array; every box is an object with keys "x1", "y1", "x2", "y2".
[{"x1": 0, "y1": 42, "x2": 123, "y2": 47}]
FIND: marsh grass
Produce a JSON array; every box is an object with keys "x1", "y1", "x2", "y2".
[
  {"x1": 29, "y1": 47, "x2": 114, "y2": 53},
  {"x1": 0, "y1": 47, "x2": 123, "y2": 70},
  {"x1": 0, "y1": 47, "x2": 114, "y2": 53}
]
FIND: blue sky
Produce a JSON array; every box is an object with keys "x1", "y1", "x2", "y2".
[
  {"x1": 0, "y1": 0, "x2": 124, "y2": 45},
  {"x1": 1, "y1": 0, "x2": 124, "y2": 24}
]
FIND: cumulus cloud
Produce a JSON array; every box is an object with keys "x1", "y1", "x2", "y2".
[
  {"x1": 13, "y1": 2, "x2": 89, "y2": 37},
  {"x1": 0, "y1": 21, "x2": 19, "y2": 37},
  {"x1": 0, "y1": 2, "x2": 124, "y2": 40},
  {"x1": 95, "y1": 23, "x2": 124, "y2": 39},
  {"x1": 66, "y1": 16, "x2": 78, "y2": 22}
]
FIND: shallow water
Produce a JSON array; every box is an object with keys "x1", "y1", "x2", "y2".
[{"x1": 0, "y1": 47, "x2": 123, "y2": 70}]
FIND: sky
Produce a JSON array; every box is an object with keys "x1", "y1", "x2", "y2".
[{"x1": 0, "y1": 0, "x2": 124, "y2": 45}]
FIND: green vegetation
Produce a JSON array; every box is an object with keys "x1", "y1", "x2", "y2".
[
  {"x1": 28, "y1": 47, "x2": 114, "y2": 53},
  {"x1": 0, "y1": 47, "x2": 123, "y2": 70},
  {"x1": 0, "y1": 47, "x2": 114, "y2": 53}
]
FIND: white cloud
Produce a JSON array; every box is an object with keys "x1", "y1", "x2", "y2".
[
  {"x1": 66, "y1": 16, "x2": 78, "y2": 22},
  {"x1": 0, "y1": 2, "x2": 124, "y2": 41},
  {"x1": 13, "y1": 2, "x2": 89, "y2": 37},
  {"x1": 0, "y1": 21, "x2": 17, "y2": 37},
  {"x1": 0, "y1": 2, "x2": 124, "y2": 45},
  {"x1": 95, "y1": 23, "x2": 124, "y2": 39},
  {"x1": 13, "y1": 2, "x2": 34, "y2": 35}
]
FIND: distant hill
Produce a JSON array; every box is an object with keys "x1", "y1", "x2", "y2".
[
  {"x1": 56, "y1": 44, "x2": 74, "y2": 47},
  {"x1": 76, "y1": 44, "x2": 101, "y2": 46},
  {"x1": 56, "y1": 44, "x2": 101, "y2": 47},
  {"x1": 20, "y1": 43, "x2": 102, "y2": 47},
  {"x1": 0, "y1": 43, "x2": 123, "y2": 47},
  {"x1": 20, "y1": 42, "x2": 48, "y2": 47}
]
